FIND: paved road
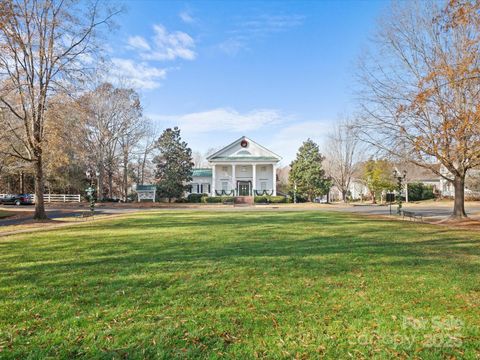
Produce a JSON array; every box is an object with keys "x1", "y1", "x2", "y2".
[
  {"x1": 2, "y1": 202, "x2": 479, "y2": 227},
  {"x1": 335, "y1": 203, "x2": 480, "y2": 220},
  {"x1": 0, "y1": 206, "x2": 141, "y2": 227}
]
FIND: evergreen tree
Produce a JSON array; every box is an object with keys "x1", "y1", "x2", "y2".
[
  {"x1": 289, "y1": 139, "x2": 330, "y2": 201},
  {"x1": 153, "y1": 127, "x2": 193, "y2": 202}
]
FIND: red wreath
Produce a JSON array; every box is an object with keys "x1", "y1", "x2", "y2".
[{"x1": 241, "y1": 139, "x2": 248, "y2": 148}]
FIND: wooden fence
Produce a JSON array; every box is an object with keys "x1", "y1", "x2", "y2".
[{"x1": 0, "y1": 194, "x2": 81, "y2": 203}]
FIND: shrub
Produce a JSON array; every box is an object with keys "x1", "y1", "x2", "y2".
[
  {"x1": 254, "y1": 195, "x2": 286, "y2": 204},
  {"x1": 187, "y1": 193, "x2": 206, "y2": 203},
  {"x1": 202, "y1": 196, "x2": 234, "y2": 203},
  {"x1": 408, "y1": 182, "x2": 434, "y2": 201},
  {"x1": 286, "y1": 191, "x2": 308, "y2": 203}
]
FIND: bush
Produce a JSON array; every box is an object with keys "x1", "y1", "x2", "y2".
[
  {"x1": 202, "y1": 196, "x2": 234, "y2": 203},
  {"x1": 286, "y1": 192, "x2": 308, "y2": 203},
  {"x1": 254, "y1": 195, "x2": 286, "y2": 204},
  {"x1": 187, "y1": 193, "x2": 207, "y2": 203},
  {"x1": 408, "y1": 182, "x2": 435, "y2": 201}
]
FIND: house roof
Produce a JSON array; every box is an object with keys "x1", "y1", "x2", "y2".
[
  {"x1": 211, "y1": 156, "x2": 280, "y2": 161},
  {"x1": 136, "y1": 185, "x2": 156, "y2": 191},
  {"x1": 192, "y1": 168, "x2": 212, "y2": 177},
  {"x1": 207, "y1": 136, "x2": 281, "y2": 162}
]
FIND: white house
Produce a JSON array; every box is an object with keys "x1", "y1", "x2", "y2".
[{"x1": 189, "y1": 136, "x2": 281, "y2": 196}]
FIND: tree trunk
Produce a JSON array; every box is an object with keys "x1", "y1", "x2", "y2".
[
  {"x1": 342, "y1": 189, "x2": 347, "y2": 202},
  {"x1": 452, "y1": 175, "x2": 467, "y2": 219},
  {"x1": 97, "y1": 165, "x2": 104, "y2": 201},
  {"x1": 123, "y1": 151, "x2": 128, "y2": 202},
  {"x1": 108, "y1": 171, "x2": 113, "y2": 199},
  {"x1": 371, "y1": 191, "x2": 377, "y2": 204},
  {"x1": 33, "y1": 156, "x2": 48, "y2": 220}
]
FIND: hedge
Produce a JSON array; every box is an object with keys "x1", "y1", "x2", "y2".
[
  {"x1": 187, "y1": 193, "x2": 207, "y2": 203},
  {"x1": 201, "y1": 196, "x2": 235, "y2": 203},
  {"x1": 407, "y1": 182, "x2": 434, "y2": 201},
  {"x1": 254, "y1": 195, "x2": 287, "y2": 204}
]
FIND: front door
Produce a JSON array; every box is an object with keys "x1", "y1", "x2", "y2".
[{"x1": 238, "y1": 182, "x2": 250, "y2": 196}]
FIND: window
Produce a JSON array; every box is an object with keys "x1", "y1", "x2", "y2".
[
  {"x1": 201, "y1": 183, "x2": 210, "y2": 194},
  {"x1": 261, "y1": 182, "x2": 267, "y2": 191},
  {"x1": 241, "y1": 166, "x2": 247, "y2": 172},
  {"x1": 261, "y1": 166, "x2": 267, "y2": 173},
  {"x1": 222, "y1": 166, "x2": 228, "y2": 176},
  {"x1": 191, "y1": 183, "x2": 198, "y2": 194},
  {"x1": 222, "y1": 182, "x2": 228, "y2": 191}
]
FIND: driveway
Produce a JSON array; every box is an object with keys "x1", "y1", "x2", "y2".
[
  {"x1": 0, "y1": 206, "x2": 142, "y2": 227},
  {"x1": 1, "y1": 201, "x2": 479, "y2": 227}
]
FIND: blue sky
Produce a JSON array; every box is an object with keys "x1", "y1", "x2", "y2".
[{"x1": 110, "y1": 0, "x2": 387, "y2": 164}]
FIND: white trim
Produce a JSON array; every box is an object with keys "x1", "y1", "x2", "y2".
[{"x1": 207, "y1": 136, "x2": 282, "y2": 161}]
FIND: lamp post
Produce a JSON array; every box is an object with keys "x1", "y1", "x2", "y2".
[
  {"x1": 85, "y1": 169, "x2": 96, "y2": 214},
  {"x1": 393, "y1": 169, "x2": 407, "y2": 215}
]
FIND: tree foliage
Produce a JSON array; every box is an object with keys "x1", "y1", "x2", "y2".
[
  {"x1": 153, "y1": 127, "x2": 193, "y2": 202},
  {"x1": 361, "y1": 160, "x2": 395, "y2": 203},
  {"x1": 0, "y1": 0, "x2": 118, "y2": 219},
  {"x1": 289, "y1": 139, "x2": 331, "y2": 201}
]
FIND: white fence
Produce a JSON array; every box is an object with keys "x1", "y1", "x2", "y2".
[
  {"x1": 42, "y1": 194, "x2": 81, "y2": 203},
  {"x1": 0, "y1": 194, "x2": 80, "y2": 202}
]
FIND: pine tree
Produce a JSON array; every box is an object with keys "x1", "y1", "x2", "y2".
[
  {"x1": 153, "y1": 127, "x2": 193, "y2": 202},
  {"x1": 289, "y1": 139, "x2": 331, "y2": 201}
]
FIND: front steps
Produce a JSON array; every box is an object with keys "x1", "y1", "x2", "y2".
[{"x1": 234, "y1": 196, "x2": 254, "y2": 206}]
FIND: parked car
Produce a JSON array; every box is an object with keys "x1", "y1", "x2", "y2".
[{"x1": 0, "y1": 194, "x2": 35, "y2": 206}]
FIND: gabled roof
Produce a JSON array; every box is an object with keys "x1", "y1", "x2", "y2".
[
  {"x1": 192, "y1": 168, "x2": 212, "y2": 177},
  {"x1": 207, "y1": 136, "x2": 281, "y2": 162},
  {"x1": 136, "y1": 185, "x2": 156, "y2": 191}
]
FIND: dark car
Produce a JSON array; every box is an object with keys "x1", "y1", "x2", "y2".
[{"x1": 0, "y1": 194, "x2": 35, "y2": 206}]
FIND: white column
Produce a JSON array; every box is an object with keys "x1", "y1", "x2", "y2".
[
  {"x1": 252, "y1": 164, "x2": 256, "y2": 196},
  {"x1": 272, "y1": 164, "x2": 277, "y2": 196},
  {"x1": 232, "y1": 164, "x2": 236, "y2": 195},
  {"x1": 211, "y1": 165, "x2": 216, "y2": 196}
]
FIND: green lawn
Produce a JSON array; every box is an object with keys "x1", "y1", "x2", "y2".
[{"x1": 0, "y1": 211, "x2": 479, "y2": 359}]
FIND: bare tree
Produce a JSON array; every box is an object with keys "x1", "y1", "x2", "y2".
[
  {"x1": 356, "y1": 0, "x2": 480, "y2": 219},
  {"x1": 82, "y1": 83, "x2": 140, "y2": 200},
  {"x1": 136, "y1": 120, "x2": 159, "y2": 186},
  {"x1": 118, "y1": 99, "x2": 144, "y2": 201},
  {"x1": 324, "y1": 118, "x2": 360, "y2": 202},
  {"x1": 0, "y1": 0, "x2": 118, "y2": 219}
]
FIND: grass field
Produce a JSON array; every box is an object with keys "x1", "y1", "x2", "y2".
[{"x1": 0, "y1": 211, "x2": 479, "y2": 359}]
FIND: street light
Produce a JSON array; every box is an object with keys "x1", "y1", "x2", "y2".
[
  {"x1": 85, "y1": 169, "x2": 96, "y2": 214},
  {"x1": 393, "y1": 169, "x2": 407, "y2": 215}
]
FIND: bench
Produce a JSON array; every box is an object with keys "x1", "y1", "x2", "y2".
[
  {"x1": 77, "y1": 211, "x2": 95, "y2": 221},
  {"x1": 402, "y1": 210, "x2": 423, "y2": 222}
]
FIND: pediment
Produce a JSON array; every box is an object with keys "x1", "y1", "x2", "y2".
[{"x1": 207, "y1": 136, "x2": 281, "y2": 162}]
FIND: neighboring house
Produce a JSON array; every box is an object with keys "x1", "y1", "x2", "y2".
[{"x1": 188, "y1": 136, "x2": 282, "y2": 196}]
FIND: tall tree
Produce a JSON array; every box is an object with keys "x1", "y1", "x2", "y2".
[
  {"x1": 289, "y1": 139, "x2": 330, "y2": 201},
  {"x1": 81, "y1": 83, "x2": 140, "y2": 200},
  {"x1": 153, "y1": 127, "x2": 193, "y2": 202},
  {"x1": 0, "y1": 0, "x2": 117, "y2": 219},
  {"x1": 356, "y1": 0, "x2": 480, "y2": 219},
  {"x1": 325, "y1": 118, "x2": 360, "y2": 202}
]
